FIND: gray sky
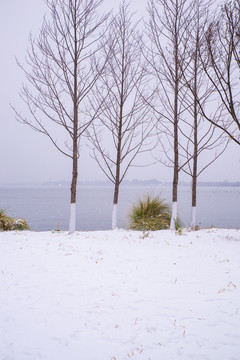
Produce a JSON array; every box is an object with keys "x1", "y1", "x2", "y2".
[{"x1": 1, "y1": 0, "x2": 240, "y2": 184}]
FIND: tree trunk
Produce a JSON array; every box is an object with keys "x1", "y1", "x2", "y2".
[
  {"x1": 191, "y1": 110, "x2": 198, "y2": 228},
  {"x1": 112, "y1": 48, "x2": 124, "y2": 230},
  {"x1": 191, "y1": 176, "x2": 197, "y2": 227},
  {"x1": 191, "y1": 40, "x2": 198, "y2": 228},
  {"x1": 170, "y1": 33, "x2": 179, "y2": 230},
  {"x1": 69, "y1": 137, "x2": 78, "y2": 234},
  {"x1": 69, "y1": 19, "x2": 78, "y2": 235},
  {"x1": 112, "y1": 180, "x2": 120, "y2": 229},
  {"x1": 170, "y1": 172, "x2": 178, "y2": 229},
  {"x1": 112, "y1": 136, "x2": 121, "y2": 229}
]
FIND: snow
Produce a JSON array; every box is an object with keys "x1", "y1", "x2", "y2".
[{"x1": 0, "y1": 228, "x2": 240, "y2": 360}]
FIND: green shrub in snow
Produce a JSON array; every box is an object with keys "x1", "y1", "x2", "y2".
[
  {"x1": 129, "y1": 195, "x2": 182, "y2": 231},
  {"x1": 0, "y1": 209, "x2": 30, "y2": 231},
  {"x1": 129, "y1": 195, "x2": 171, "y2": 231}
]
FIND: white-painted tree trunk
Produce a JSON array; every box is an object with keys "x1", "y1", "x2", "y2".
[
  {"x1": 112, "y1": 203, "x2": 118, "y2": 229},
  {"x1": 170, "y1": 201, "x2": 177, "y2": 230},
  {"x1": 190, "y1": 206, "x2": 196, "y2": 228},
  {"x1": 69, "y1": 202, "x2": 76, "y2": 234}
]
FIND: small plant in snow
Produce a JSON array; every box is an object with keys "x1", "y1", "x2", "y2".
[
  {"x1": 140, "y1": 230, "x2": 151, "y2": 239},
  {"x1": 176, "y1": 228, "x2": 183, "y2": 235}
]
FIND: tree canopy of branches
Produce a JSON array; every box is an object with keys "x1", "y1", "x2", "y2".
[
  {"x1": 199, "y1": 0, "x2": 240, "y2": 145},
  {"x1": 88, "y1": 1, "x2": 154, "y2": 229},
  {"x1": 179, "y1": 0, "x2": 228, "y2": 227},
  {"x1": 12, "y1": 0, "x2": 108, "y2": 233},
  {"x1": 147, "y1": 0, "x2": 194, "y2": 229}
]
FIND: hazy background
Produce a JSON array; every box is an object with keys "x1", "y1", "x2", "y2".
[{"x1": 1, "y1": 0, "x2": 240, "y2": 185}]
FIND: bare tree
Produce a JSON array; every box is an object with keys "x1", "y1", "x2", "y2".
[
  {"x1": 179, "y1": 0, "x2": 228, "y2": 227},
  {"x1": 147, "y1": 0, "x2": 193, "y2": 229},
  {"x1": 87, "y1": 1, "x2": 154, "y2": 229},
  {"x1": 199, "y1": 0, "x2": 240, "y2": 144},
  {"x1": 12, "y1": 0, "x2": 108, "y2": 233}
]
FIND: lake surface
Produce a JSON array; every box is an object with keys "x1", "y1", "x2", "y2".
[{"x1": 0, "y1": 185, "x2": 239, "y2": 231}]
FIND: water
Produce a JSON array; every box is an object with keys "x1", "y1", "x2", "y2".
[{"x1": 0, "y1": 185, "x2": 239, "y2": 231}]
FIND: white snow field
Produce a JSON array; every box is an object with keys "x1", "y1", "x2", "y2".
[{"x1": 0, "y1": 228, "x2": 240, "y2": 360}]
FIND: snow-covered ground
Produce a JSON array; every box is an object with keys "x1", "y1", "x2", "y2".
[{"x1": 0, "y1": 228, "x2": 240, "y2": 360}]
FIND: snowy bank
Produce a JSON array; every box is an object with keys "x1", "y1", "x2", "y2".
[{"x1": 0, "y1": 228, "x2": 240, "y2": 360}]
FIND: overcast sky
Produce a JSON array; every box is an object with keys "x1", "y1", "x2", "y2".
[{"x1": 0, "y1": 0, "x2": 239, "y2": 184}]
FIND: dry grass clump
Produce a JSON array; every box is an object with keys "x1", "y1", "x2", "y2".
[
  {"x1": 0, "y1": 209, "x2": 30, "y2": 231},
  {"x1": 129, "y1": 195, "x2": 173, "y2": 231}
]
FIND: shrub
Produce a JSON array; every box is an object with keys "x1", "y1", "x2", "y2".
[
  {"x1": 129, "y1": 195, "x2": 172, "y2": 231},
  {"x1": 0, "y1": 209, "x2": 30, "y2": 231},
  {"x1": 14, "y1": 218, "x2": 30, "y2": 230},
  {"x1": 0, "y1": 210, "x2": 14, "y2": 231}
]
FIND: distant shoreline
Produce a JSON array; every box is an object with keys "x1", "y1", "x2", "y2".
[{"x1": 0, "y1": 179, "x2": 240, "y2": 188}]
